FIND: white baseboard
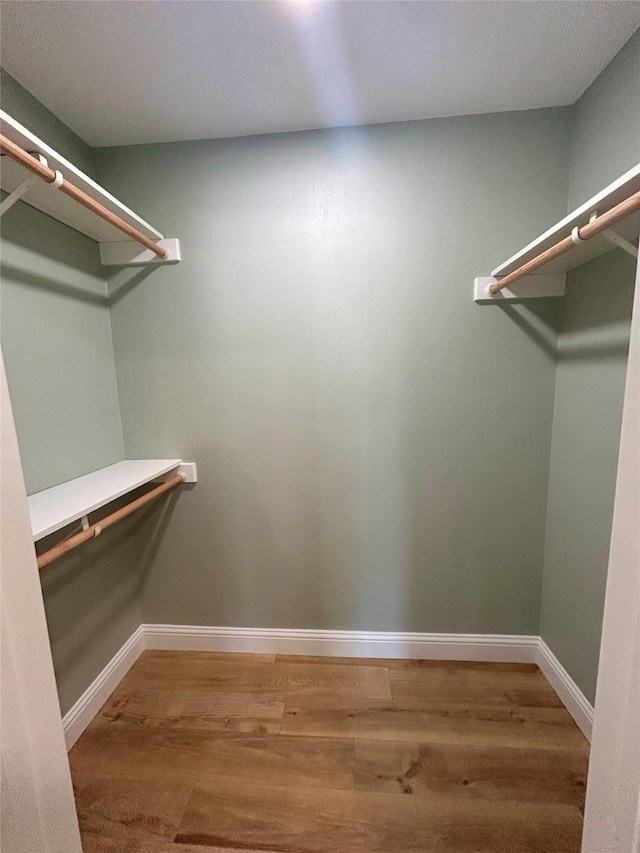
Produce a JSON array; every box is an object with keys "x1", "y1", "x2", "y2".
[
  {"x1": 143, "y1": 624, "x2": 540, "y2": 662},
  {"x1": 62, "y1": 625, "x2": 146, "y2": 750},
  {"x1": 536, "y1": 639, "x2": 593, "y2": 741},
  {"x1": 61, "y1": 624, "x2": 593, "y2": 749}
]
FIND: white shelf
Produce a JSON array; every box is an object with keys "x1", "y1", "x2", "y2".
[
  {"x1": 1, "y1": 110, "x2": 162, "y2": 244},
  {"x1": 492, "y1": 165, "x2": 640, "y2": 277},
  {"x1": 28, "y1": 459, "x2": 183, "y2": 541}
]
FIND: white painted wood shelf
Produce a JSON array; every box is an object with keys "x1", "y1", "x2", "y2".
[
  {"x1": 29, "y1": 459, "x2": 185, "y2": 541},
  {"x1": 475, "y1": 164, "x2": 640, "y2": 302},
  {"x1": 0, "y1": 110, "x2": 180, "y2": 264}
]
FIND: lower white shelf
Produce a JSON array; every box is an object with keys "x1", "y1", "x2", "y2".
[{"x1": 28, "y1": 459, "x2": 196, "y2": 541}]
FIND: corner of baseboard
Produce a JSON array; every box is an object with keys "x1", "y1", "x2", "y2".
[
  {"x1": 61, "y1": 624, "x2": 146, "y2": 751},
  {"x1": 536, "y1": 638, "x2": 593, "y2": 741}
]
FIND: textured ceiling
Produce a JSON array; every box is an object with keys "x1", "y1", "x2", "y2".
[{"x1": 1, "y1": 1, "x2": 639, "y2": 147}]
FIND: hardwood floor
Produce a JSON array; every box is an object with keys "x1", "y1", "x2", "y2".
[{"x1": 69, "y1": 651, "x2": 589, "y2": 853}]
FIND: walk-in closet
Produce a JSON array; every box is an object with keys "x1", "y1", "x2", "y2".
[{"x1": 1, "y1": 3, "x2": 639, "y2": 852}]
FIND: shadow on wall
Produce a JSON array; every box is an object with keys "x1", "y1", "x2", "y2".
[
  {"x1": 496, "y1": 299, "x2": 562, "y2": 357},
  {"x1": 0, "y1": 194, "x2": 163, "y2": 305},
  {"x1": 557, "y1": 249, "x2": 636, "y2": 362},
  {"x1": 0, "y1": 261, "x2": 108, "y2": 305},
  {"x1": 130, "y1": 484, "x2": 186, "y2": 599},
  {"x1": 107, "y1": 266, "x2": 157, "y2": 305},
  {"x1": 488, "y1": 257, "x2": 635, "y2": 363},
  {"x1": 558, "y1": 323, "x2": 634, "y2": 361}
]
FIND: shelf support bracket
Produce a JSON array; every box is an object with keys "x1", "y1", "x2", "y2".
[
  {"x1": 0, "y1": 174, "x2": 37, "y2": 216},
  {"x1": 0, "y1": 152, "x2": 47, "y2": 217},
  {"x1": 99, "y1": 237, "x2": 181, "y2": 266},
  {"x1": 474, "y1": 274, "x2": 566, "y2": 303},
  {"x1": 602, "y1": 228, "x2": 638, "y2": 259}
]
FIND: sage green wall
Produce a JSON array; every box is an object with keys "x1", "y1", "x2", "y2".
[
  {"x1": 0, "y1": 72, "x2": 141, "y2": 717},
  {"x1": 1, "y1": 203, "x2": 124, "y2": 493},
  {"x1": 567, "y1": 29, "x2": 640, "y2": 210},
  {"x1": 540, "y1": 32, "x2": 639, "y2": 704},
  {"x1": 97, "y1": 108, "x2": 569, "y2": 633}
]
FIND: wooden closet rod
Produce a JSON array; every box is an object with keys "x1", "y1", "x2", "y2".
[
  {"x1": 0, "y1": 134, "x2": 167, "y2": 259},
  {"x1": 489, "y1": 191, "x2": 640, "y2": 294},
  {"x1": 37, "y1": 474, "x2": 185, "y2": 570}
]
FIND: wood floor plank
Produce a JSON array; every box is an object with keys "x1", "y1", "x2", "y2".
[
  {"x1": 92, "y1": 688, "x2": 284, "y2": 735},
  {"x1": 70, "y1": 728, "x2": 355, "y2": 791},
  {"x1": 119, "y1": 650, "x2": 391, "y2": 700},
  {"x1": 80, "y1": 838, "x2": 275, "y2": 853},
  {"x1": 281, "y1": 697, "x2": 589, "y2": 751},
  {"x1": 389, "y1": 664, "x2": 562, "y2": 707},
  {"x1": 142, "y1": 650, "x2": 277, "y2": 664},
  {"x1": 276, "y1": 655, "x2": 540, "y2": 673},
  {"x1": 174, "y1": 775, "x2": 584, "y2": 853},
  {"x1": 72, "y1": 776, "x2": 193, "y2": 848},
  {"x1": 276, "y1": 654, "x2": 403, "y2": 667},
  {"x1": 354, "y1": 739, "x2": 588, "y2": 806}
]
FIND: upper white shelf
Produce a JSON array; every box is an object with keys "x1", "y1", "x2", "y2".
[
  {"x1": 28, "y1": 459, "x2": 185, "y2": 541},
  {"x1": 1, "y1": 110, "x2": 163, "y2": 245},
  {"x1": 492, "y1": 164, "x2": 640, "y2": 277}
]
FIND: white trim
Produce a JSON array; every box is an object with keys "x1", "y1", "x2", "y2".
[
  {"x1": 60, "y1": 624, "x2": 594, "y2": 751},
  {"x1": 1, "y1": 357, "x2": 83, "y2": 850},
  {"x1": 62, "y1": 625, "x2": 146, "y2": 750},
  {"x1": 143, "y1": 624, "x2": 540, "y2": 662},
  {"x1": 536, "y1": 639, "x2": 593, "y2": 741},
  {"x1": 582, "y1": 257, "x2": 640, "y2": 851}
]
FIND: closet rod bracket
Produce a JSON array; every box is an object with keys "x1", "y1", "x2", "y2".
[{"x1": 49, "y1": 169, "x2": 64, "y2": 189}]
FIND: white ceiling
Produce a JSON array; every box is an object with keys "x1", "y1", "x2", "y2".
[{"x1": 1, "y1": 1, "x2": 639, "y2": 147}]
